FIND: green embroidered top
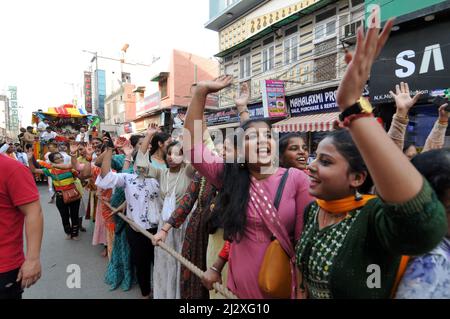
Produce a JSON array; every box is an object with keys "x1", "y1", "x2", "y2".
[{"x1": 296, "y1": 180, "x2": 447, "y2": 299}]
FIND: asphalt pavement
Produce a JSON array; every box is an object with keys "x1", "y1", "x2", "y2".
[{"x1": 23, "y1": 185, "x2": 142, "y2": 299}]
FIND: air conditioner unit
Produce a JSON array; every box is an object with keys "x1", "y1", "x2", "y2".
[{"x1": 342, "y1": 20, "x2": 363, "y2": 43}]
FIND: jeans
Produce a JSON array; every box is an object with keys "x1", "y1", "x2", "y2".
[
  {"x1": 0, "y1": 268, "x2": 23, "y2": 299},
  {"x1": 55, "y1": 194, "x2": 81, "y2": 238}
]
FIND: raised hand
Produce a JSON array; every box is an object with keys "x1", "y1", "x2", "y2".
[
  {"x1": 114, "y1": 137, "x2": 127, "y2": 148},
  {"x1": 69, "y1": 142, "x2": 79, "y2": 154},
  {"x1": 122, "y1": 142, "x2": 134, "y2": 157},
  {"x1": 438, "y1": 104, "x2": 449, "y2": 124},
  {"x1": 337, "y1": 16, "x2": 395, "y2": 110},
  {"x1": 197, "y1": 75, "x2": 233, "y2": 94},
  {"x1": 147, "y1": 123, "x2": 159, "y2": 136},
  {"x1": 234, "y1": 82, "x2": 250, "y2": 108},
  {"x1": 389, "y1": 82, "x2": 421, "y2": 117}
]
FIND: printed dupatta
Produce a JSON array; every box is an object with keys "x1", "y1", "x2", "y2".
[{"x1": 248, "y1": 172, "x2": 297, "y2": 299}]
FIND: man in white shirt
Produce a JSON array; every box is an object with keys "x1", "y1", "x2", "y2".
[
  {"x1": 75, "y1": 126, "x2": 90, "y2": 143},
  {"x1": 41, "y1": 127, "x2": 57, "y2": 143},
  {"x1": 37, "y1": 119, "x2": 49, "y2": 138},
  {"x1": 14, "y1": 144, "x2": 28, "y2": 166}
]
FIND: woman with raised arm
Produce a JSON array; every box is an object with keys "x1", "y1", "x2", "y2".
[
  {"x1": 137, "y1": 124, "x2": 196, "y2": 299},
  {"x1": 184, "y1": 75, "x2": 312, "y2": 299},
  {"x1": 27, "y1": 150, "x2": 82, "y2": 240},
  {"x1": 95, "y1": 140, "x2": 162, "y2": 299},
  {"x1": 294, "y1": 19, "x2": 447, "y2": 299},
  {"x1": 387, "y1": 82, "x2": 448, "y2": 156}
]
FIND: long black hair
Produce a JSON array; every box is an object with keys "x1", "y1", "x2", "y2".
[
  {"x1": 325, "y1": 129, "x2": 374, "y2": 194},
  {"x1": 150, "y1": 132, "x2": 170, "y2": 156},
  {"x1": 411, "y1": 148, "x2": 450, "y2": 201},
  {"x1": 216, "y1": 118, "x2": 272, "y2": 242}
]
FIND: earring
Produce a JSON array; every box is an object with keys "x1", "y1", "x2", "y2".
[{"x1": 354, "y1": 189, "x2": 363, "y2": 201}]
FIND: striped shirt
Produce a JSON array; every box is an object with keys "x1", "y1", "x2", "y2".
[{"x1": 42, "y1": 168, "x2": 77, "y2": 191}]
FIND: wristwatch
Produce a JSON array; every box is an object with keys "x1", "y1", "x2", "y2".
[{"x1": 339, "y1": 97, "x2": 373, "y2": 122}]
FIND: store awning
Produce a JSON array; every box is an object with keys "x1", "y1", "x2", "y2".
[{"x1": 273, "y1": 112, "x2": 339, "y2": 133}]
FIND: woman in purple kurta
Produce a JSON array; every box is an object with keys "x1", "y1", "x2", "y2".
[{"x1": 184, "y1": 76, "x2": 312, "y2": 299}]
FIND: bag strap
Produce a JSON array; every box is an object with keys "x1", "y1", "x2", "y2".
[{"x1": 274, "y1": 168, "x2": 290, "y2": 210}]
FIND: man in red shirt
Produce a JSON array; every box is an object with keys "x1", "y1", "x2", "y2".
[{"x1": 0, "y1": 154, "x2": 43, "y2": 299}]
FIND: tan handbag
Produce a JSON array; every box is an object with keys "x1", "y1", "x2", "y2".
[
  {"x1": 258, "y1": 238, "x2": 292, "y2": 298},
  {"x1": 61, "y1": 186, "x2": 82, "y2": 204},
  {"x1": 257, "y1": 169, "x2": 292, "y2": 299}
]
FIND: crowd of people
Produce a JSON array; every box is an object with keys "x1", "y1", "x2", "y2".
[{"x1": 1, "y1": 19, "x2": 449, "y2": 300}]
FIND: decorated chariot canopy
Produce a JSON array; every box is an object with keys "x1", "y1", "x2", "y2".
[{"x1": 32, "y1": 104, "x2": 100, "y2": 129}]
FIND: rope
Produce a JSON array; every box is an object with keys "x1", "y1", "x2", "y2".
[{"x1": 117, "y1": 212, "x2": 238, "y2": 300}]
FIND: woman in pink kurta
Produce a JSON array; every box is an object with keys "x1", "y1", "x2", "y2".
[
  {"x1": 190, "y1": 142, "x2": 311, "y2": 298},
  {"x1": 184, "y1": 76, "x2": 312, "y2": 299}
]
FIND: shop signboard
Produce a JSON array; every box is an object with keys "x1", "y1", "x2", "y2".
[
  {"x1": 370, "y1": 19, "x2": 450, "y2": 104},
  {"x1": 287, "y1": 87, "x2": 339, "y2": 116}
]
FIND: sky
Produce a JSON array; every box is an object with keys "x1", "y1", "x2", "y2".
[{"x1": 0, "y1": 0, "x2": 219, "y2": 126}]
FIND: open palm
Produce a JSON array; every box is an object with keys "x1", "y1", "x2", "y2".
[
  {"x1": 234, "y1": 82, "x2": 250, "y2": 107},
  {"x1": 198, "y1": 75, "x2": 233, "y2": 94},
  {"x1": 70, "y1": 143, "x2": 79, "y2": 154},
  {"x1": 389, "y1": 82, "x2": 421, "y2": 116}
]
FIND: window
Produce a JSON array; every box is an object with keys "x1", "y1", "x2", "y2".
[
  {"x1": 160, "y1": 79, "x2": 168, "y2": 98},
  {"x1": 315, "y1": 19, "x2": 336, "y2": 42},
  {"x1": 284, "y1": 36, "x2": 298, "y2": 65},
  {"x1": 351, "y1": 0, "x2": 364, "y2": 7},
  {"x1": 314, "y1": 8, "x2": 337, "y2": 43},
  {"x1": 262, "y1": 45, "x2": 274, "y2": 72},
  {"x1": 239, "y1": 54, "x2": 251, "y2": 79},
  {"x1": 224, "y1": 63, "x2": 234, "y2": 76}
]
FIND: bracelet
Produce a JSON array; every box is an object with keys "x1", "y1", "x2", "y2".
[
  {"x1": 70, "y1": 153, "x2": 77, "y2": 157},
  {"x1": 161, "y1": 228, "x2": 169, "y2": 234},
  {"x1": 343, "y1": 113, "x2": 374, "y2": 127},
  {"x1": 210, "y1": 266, "x2": 221, "y2": 274},
  {"x1": 438, "y1": 121, "x2": 448, "y2": 126},
  {"x1": 124, "y1": 158, "x2": 132, "y2": 163}
]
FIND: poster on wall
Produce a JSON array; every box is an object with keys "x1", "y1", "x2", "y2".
[{"x1": 261, "y1": 80, "x2": 288, "y2": 118}]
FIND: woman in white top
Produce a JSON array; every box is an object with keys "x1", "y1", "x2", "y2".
[
  {"x1": 96, "y1": 139, "x2": 162, "y2": 298},
  {"x1": 138, "y1": 125, "x2": 195, "y2": 299}
]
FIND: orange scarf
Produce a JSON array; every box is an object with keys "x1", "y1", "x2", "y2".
[{"x1": 316, "y1": 194, "x2": 377, "y2": 215}]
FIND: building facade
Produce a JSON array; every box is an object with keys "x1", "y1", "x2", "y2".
[
  {"x1": 104, "y1": 83, "x2": 137, "y2": 136},
  {"x1": 133, "y1": 49, "x2": 219, "y2": 133},
  {"x1": 207, "y1": 0, "x2": 450, "y2": 151},
  {"x1": 0, "y1": 95, "x2": 9, "y2": 141},
  {"x1": 206, "y1": 0, "x2": 365, "y2": 146}
]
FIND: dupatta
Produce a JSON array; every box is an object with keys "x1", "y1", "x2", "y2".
[{"x1": 248, "y1": 169, "x2": 297, "y2": 299}]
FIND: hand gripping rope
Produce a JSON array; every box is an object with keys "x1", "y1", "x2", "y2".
[{"x1": 117, "y1": 212, "x2": 238, "y2": 299}]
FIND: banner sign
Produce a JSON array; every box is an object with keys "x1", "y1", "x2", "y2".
[
  {"x1": 261, "y1": 80, "x2": 288, "y2": 118},
  {"x1": 287, "y1": 87, "x2": 339, "y2": 116}
]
